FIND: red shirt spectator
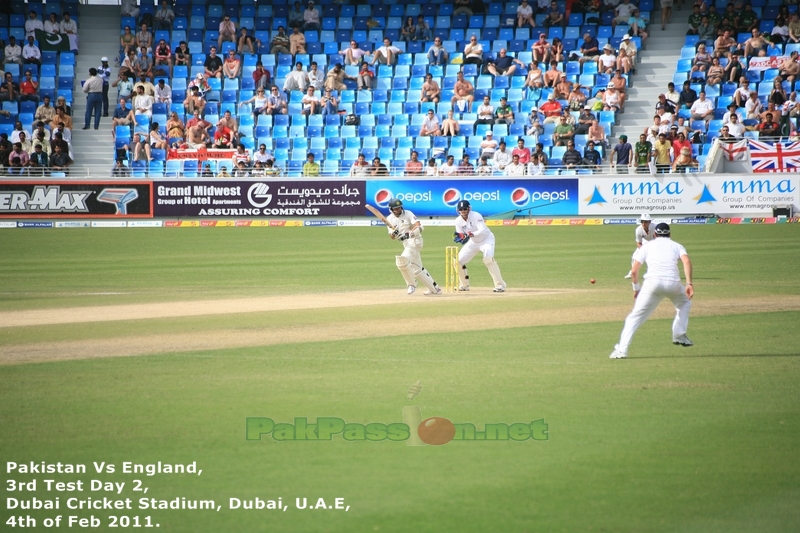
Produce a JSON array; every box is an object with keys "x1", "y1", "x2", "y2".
[
  {"x1": 512, "y1": 139, "x2": 531, "y2": 164},
  {"x1": 20, "y1": 73, "x2": 38, "y2": 96},
  {"x1": 671, "y1": 137, "x2": 692, "y2": 156},
  {"x1": 214, "y1": 125, "x2": 233, "y2": 147},
  {"x1": 540, "y1": 98, "x2": 562, "y2": 118}
]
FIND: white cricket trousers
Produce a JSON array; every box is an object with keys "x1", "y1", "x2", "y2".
[{"x1": 617, "y1": 277, "x2": 692, "y2": 353}]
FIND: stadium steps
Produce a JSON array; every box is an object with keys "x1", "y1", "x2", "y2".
[
  {"x1": 619, "y1": 8, "x2": 687, "y2": 141},
  {"x1": 70, "y1": 5, "x2": 120, "y2": 176}
]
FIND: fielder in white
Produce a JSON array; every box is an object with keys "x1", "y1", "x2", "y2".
[
  {"x1": 610, "y1": 223, "x2": 694, "y2": 359},
  {"x1": 625, "y1": 213, "x2": 656, "y2": 279},
  {"x1": 453, "y1": 200, "x2": 506, "y2": 292},
  {"x1": 385, "y1": 199, "x2": 442, "y2": 295}
]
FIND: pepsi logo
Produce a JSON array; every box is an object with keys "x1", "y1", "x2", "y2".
[
  {"x1": 374, "y1": 189, "x2": 393, "y2": 207},
  {"x1": 442, "y1": 188, "x2": 461, "y2": 207},
  {"x1": 511, "y1": 188, "x2": 530, "y2": 206}
]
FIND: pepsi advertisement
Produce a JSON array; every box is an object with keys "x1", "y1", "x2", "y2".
[{"x1": 366, "y1": 179, "x2": 579, "y2": 217}]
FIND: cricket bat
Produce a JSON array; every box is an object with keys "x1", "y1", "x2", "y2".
[{"x1": 366, "y1": 204, "x2": 395, "y2": 230}]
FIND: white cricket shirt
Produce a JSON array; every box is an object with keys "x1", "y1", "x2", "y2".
[{"x1": 634, "y1": 237, "x2": 688, "y2": 281}]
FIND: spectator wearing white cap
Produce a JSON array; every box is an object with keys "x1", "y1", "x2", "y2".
[
  {"x1": 98, "y1": 57, "x2": 112, "y2": 116},
  {"x1": 597, "y1": 44, "x2": 617, "y2": 74}
]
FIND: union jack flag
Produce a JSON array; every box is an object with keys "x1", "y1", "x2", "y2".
[{"x1": 748, "y1": 140, "x2": 800, "y2": 173}]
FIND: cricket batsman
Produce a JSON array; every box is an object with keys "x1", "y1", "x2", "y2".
[{"x1": 386, "y1": 199, "x2": 442, "y2": 295}]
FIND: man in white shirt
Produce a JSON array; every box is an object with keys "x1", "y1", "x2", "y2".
[
  {"x1": 340, "y1": 41, "x2": 367, "y2": 66},
  {"x1": 25, "y1": 11, "x2": 43, "y2": 39},
  {"x1": 439, "y1": 155, "x2": 458, "y2": 175},
  {"x1": 253, "y1": 144, "x2": 274, "y2": 164},
  {"x1": 82, "y1": 68, "x2": 104, "y2": 129},
  {"x1": 725, "y1": 113, "x2": 745, "y2": 137},
  {"x1": 492, "y1": 141, "x2": 511, "y2": 170},
  {"x1": 613, "y1": 0, "x2": 635, "y2": 29},
  {"x1": 121, "y1": 0, "x2": 140, "y2": 19},
  {"x1": 154, "y1": 78, "x2": 172, "y2": 105},
  {"x1": 420, "y1": 110, "x2": 441, "y2": 136},
  {"x1": 133, "y1": 84, "x2": 154, "y2": 117},
  {"x1": 301, "y1": 86, "x2": 319, "y2": 115},
  {"x1": 303, "y1": 2, "x2": 320, "y2": 30},
  {"x1": 744, "y1": 91, "x2": 763, "y2": 119},
  {"x1": 60, "y1": 12, "x2": 79, "y2": 52},
  {"x1": 610, "y1": 223, "x2": 694, "y2": 359},
  {"x1": 4, "y1": 37, "x2": 22, "y2": 65},
  {"x1": 504, "y1": 154, "x2": 525, "y2": 176},
  {"x1": 734, "y1": 79, "x2": 751, "y2": 107},
  {"x1": 453, "y1": 200, "x2": 506, "y2": 292},
  {"x1": 283, "y1": 62, "x2": 309, "y2": 95},
  {"x1": 475, "y1": 96, "x2": 495, "y2": 127},
  {"x1": 517, "y1": 0, "x2": 535, "y2": 28},
  {"x1": 689, "y1": 91, "x2": 714, "y2": 122},
  {"x1": 22, "y1": 36, "x2": 41, "y2": 66},
  {"x1": 154, "y1": 0, "x2": 175, "y2": 30},
  {"x1": 371, "y1": 38, "x2": 401, "y2": 66}
]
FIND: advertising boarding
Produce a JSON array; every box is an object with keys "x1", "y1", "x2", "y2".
[
  {"x1": 0, "y1": 181, "x2": 153, "y2": 218},
  {"x1": 578, "y1": 175, "x2": 800, "y2": 217},
  {"x1": 365, "y1": 179, "x2": 579, "y2": 217}
]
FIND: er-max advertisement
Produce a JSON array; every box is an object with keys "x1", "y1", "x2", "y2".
[{"x1": 365, "y1": 179, "x2": 579, "y2": 217}]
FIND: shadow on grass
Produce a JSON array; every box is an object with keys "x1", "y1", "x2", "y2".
[{"x1": 635, "y1": 353, "x2": 800, "y2": 359}]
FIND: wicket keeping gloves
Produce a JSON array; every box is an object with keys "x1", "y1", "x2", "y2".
[{"x1": 453, "y1": 232, "x2": 470, "y2": 244}]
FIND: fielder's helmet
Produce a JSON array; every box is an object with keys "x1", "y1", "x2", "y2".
[
  {"x1": 457, "y1": 200, "x2": 471, "y2": 211},
  {"x1": 640, "y1": 214, "x2": 652, "y2": 222},
  {"x1": 654, "y1": 223, "x2": 671, "y2": 236}
]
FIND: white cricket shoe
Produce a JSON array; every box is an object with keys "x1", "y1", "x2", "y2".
[
  {"x1": 407, "y1": 285, "x2": 416, "y2": 295},
  {"x1": 458, "y1": 286, "x2": 470, "y2": 291},
  {"x1": 672, "y1": 334, "x2": 694, "y2": 347},
  {"x1": 624, "y1": 271, "x2": 632, "y2": 279},
  {"x1": 609, "y1": 346, "x2": 628, "y2": 359},
  {"x1": 423, "y1": 287, "x2": 442, "y2": 295},
  {"x1": 492, "y1": 285, "x2": 506, "y2": 293}
]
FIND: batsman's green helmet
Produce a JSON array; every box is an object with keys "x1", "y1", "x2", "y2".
[{"x1": 388, "y1": 198, "x2": 403, "y2": 210}]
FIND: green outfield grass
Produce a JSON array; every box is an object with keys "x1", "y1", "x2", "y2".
[{"x1": 1, "y1": 224, "x2": 799, "y2": 532}]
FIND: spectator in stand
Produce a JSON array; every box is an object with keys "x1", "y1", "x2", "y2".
[
  {"x1": 120, "y1": 0, "x2": 139, "y2": 20},
  {"x1": 301, "y1": 86, "x2": 320, "y2": 115},
  {"x1": 612, "y1": 0, "x2": 636, "y2": 30},
  {"x1": 266, "y1": 86, "x2": 288, "y2": 115},
  {"x1": 119, "y1": 50, "x2": 136, "y2": 79},
  {"x1": 421, "y1": 109, "x2": 441, "y2": 136},
  {"x1": 29, "y1": 143, "x2": 49, "y2": 175},
  {"x1": 271, "y1": 27, "x2": 291, "y2": 55},
  {"x1": 463, "y1": 35, "x2": 483, "y2": 67},
  {"x1": 532, "y1": 33, "x2": 551, "y2": 64},
  {"x1": 458, "y1": 154, "x2": 474, "y2": 175},
  {"x1": 133, "y1": 84, "x2": 154, "y2": 118},
  {"x1": 504, "y1": 154, "x2": 525, "y2": 176},
  {"x1": 524, "y1": 62, "x2": 544, "y2": 92},
  {"x1": 166, "y1": 111, "x2": 184, "y2": 143},
  {"x1": 134, "y1": 47, "x2": 154, "y2": 81},
  {"x1": 49, "y1": 143, "x2": 73, "y2": 174},
  {"x1": 424, "y1": 157, "x2": 439, "y2": 176},
  {"x1": 492, "y1": 141, "x2": 511, "y2": 171},
  {"x1": 690, "y1": 91, "x2": 714, "y2": 123},
  {"x1": 717, "y1": 126, "x2": 736, "y2": 143},
  {"x1": 737, "y1": 4, "x2": 760, "y2": 34},
  {"x1": 308, "y1": 62, "x2": 324, "y2": 91},
  {"x1": 223, "y1": 50, "x2": 241, "y2": 79},
  {"x1": 562, "y1": 140, "x2": 583, "y2": 169},
  {"x1": 97, "y1": 57, "x2": 112, "y2": 116},
  {"x1": 357, "y1": 63, "x2": 374, "y2": 90},
  {"x1": 36, "y1": 96, "x2": 56, "y2": 124},
  {"x1": 714, "y1": 30, "x2": 737, "y2": 58},
  {"x1": 121, "y1": 26, "x2": 137, "y2": 57},
  {"x1": 219, "y1": 110, "x2": 239, "y2": 143},
  {"x1": 453, "y1": 0, "x2": 473, "y2": 17},
  {"x1": 401, "y1": 17, "x2": 417, "y2": 42},
  {"x1": 611, "y1": 134, "x2": 633, "y2": 173},
  {"x1": 672, "y1": 146, "x2": 698, "y2": 173},
  {"x1": 184, "y1": 86, "x2": 205, "y2": 116},
  {"x1": 705, "y1": 57, "x2": 724, "y2": 87},
  {"x1": 671, "y1": 131, "x2": 692, "y2": 156},
  {"x1": 134, "y1": 74, "x2": 155, "y2": 96},
  {"x1": 150, "y1": 123, "x2": 168, "y2": 150},
  {"x1": 320, "y1": 89, "x2": 338, "y2": 116},
  {"x1": 10, "y1": 142, "x2": 30, "y2": 168},
  {"x1": 238, "y1": 28, "x2": 259, "y2": 55},
  {"x1": 494, "y1": 97, "x2": 514, "y2": 125},
  {"x1": 371, "y1": 157, "x2": 389, "y2": 176},
  {"x1": 441, "y1": 109, "x2": 460, "y2": 136},
  {"x1": 578, "y1": 32, "x2": 599, "y2": 64},
  {"x1": 544, "y1": 0, "x2": 565, "y2": 28},
  {"x1": 290, "y1": 27, "x2": 307, "y2": 55},
  {"x1": 44, "y1": 12, "x2": 60, "y2": 34},
  {"x1": 303, "y1": 2, "x2": 321, "y2": 31},
  {"x1": 136, "y1": 23, "x2": 152, "y2": 53},
  {"x1": 154, "y1": 40, "x2": 172, "y2": 77},
  {"x1": 341, "y1": 40, "x2": 368, "y2": 66},
  {"x1": 476, "y1": 156, "x2": 494, "y2": 175},
  {"x1": 372, "y1": 38, "x2": 401, "y2": 66},
  {"x1": 427, "y1": 38, "x2": 449, "y2": 66},
  {"x1": 324, "y1": 63, "x2": 354, "y2": 91},
  {"x1": 758, "y1": 113, "x2": 781, "y2": 137},
  {"x1": 233, "y1": 161, "x2": 249, "y2": 177},
  {"x1": 155, "y1": 78, "x2": 172, "y2": 106},
  {"x1": 517, "y1": 0, "x2": 535, "y2": 28},
  {"x1": 652, "y1": 133, "x2": 671, "y2": 172},
  {"x1": 722, "y1": 103, "x2": 744, "y2": 124},
  {"x1": 416, "y1": 15, "x2": 432, "y2": 42},
  {"x1": 351, "y1": 154, "x2": 372, "y2": 176},
  {"x1": 218, "y1": 16, "x2": 237, "y2": 50},
  {"x1": 543, "y1": 60, "x2": 562, "y2": 87},
  {"x1": 25, "y1": 11, "x2": 43, "y2": 39},
  {"x1": 253, "y1": 144, "x2": 274, "y2": 165},
  {"x1": 439, "y1": 155, "x2": 458, "y2": 176},
  {"x1": 678, "y1": 80, "x2": 697, "y2": 110},
  {"x1": 480, "y1": 131, "x2": 498, "y2": 159},
  {"x1": 213, "y1": 122, "x2": 234, "y2": 148},
  {"x1": 450, "y1": 71, "x2": 475, "y2": 113},
  {"x1": 743, "y1": 29, "x2": 768, "y2": 58},
  {"x1": 475, "y1": 96, "x2": 495, "y2": 127},
  {"x1": 23, "y1": 36, "x2": 41, "y2": 67},
  {"x1": 553, "y1": 115, "x2": 575, "y2": 146},
  {"x1": 628, "y1": 9, "x2": 649, "y2": 42},
  {"x1": 4, "y1": 37, "x2": 22, "y2": 66},
  {"x1": 253, "y1": 61, "x2": 271, "y2": 91},
  {"x1": 204, "y1": 46, "x2": 223, "y2": 79},
  {"x1": 554, "y1": 73, "x2": 571, "y2": 100},
  {"x1": 51, "y1": 106, "x2": 72, "y2": 130},
  {"x1": 512, "y1": 138, "x2": 531, "y2": 164},
  {"x1": 420, "y1": 74, "x2": 440, "y2": 103},
  {"x1": 487, "y1": 49, "x2": 525, "y2": 77},
  {"x1": 263, "y1": 160, "x2": 281, "y2": 176},
  {"x1": 541, "y1": 93, "x2": 562, "y2": 124},
  {"x1": 185, "y1": 123, "x2": 209, "y2": 149},
  {"x1": 289, "y1": 2, "x2": 304, "y2": 30},
  {"x1": 695, "y1": 15, "x2": 714, "y2": 43},
  {"x1": 10, "y1": 122, "x2": 31, "y2": 144},
  {"x1": 597, "y1": 44, "x2": 617, "y2": 74},
  {"x1": 619, "y1": 35, "x2": 637, "y2": 66},
  {"x1": 405, "y1": 151, "x2": 423, "y2": 176},
  {"x1": 19, "y1": 70, "x2": 39, "y2": 104},
  {"x1": 583, "y1": 140, "x2": 603, "y2": 171},
  {"x1": 154, "y1": 0, "x2": 175, "y2": 30},
  {"x1": 779, "y1": 52, "x2": 800, "y2": 86},
  {"x1": 789, "y1": 12, "x2": 800, "y2": 43},
  {"x1": 726, "y1": 113, "x2": 745, "y2": 137},
  {"x1": 733, "y1": 78, "x2": 750, "y2": 108},
  {"x1": 686, "y1": 5, "x2": 703, "y2": 35},
  {"x1": 283, "y1": 62, "x2": 309, "y2": 94},
  {"x1": 634, "y1": 133, "x2": 653, "y2": 173}
]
